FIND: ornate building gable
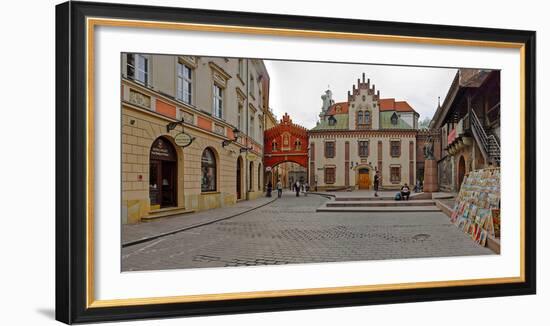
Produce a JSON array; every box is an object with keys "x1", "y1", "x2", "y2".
[
  {"x1": 263, "y1": 113, "x2": 309, "y2": 168},
  {"x1": 347, "y1": 73, "x2": 381, "y2": 130}
]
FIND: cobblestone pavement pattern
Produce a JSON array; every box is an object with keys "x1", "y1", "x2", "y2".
[{"x1": 122, "y1": 191, "x2": 493, "y2": 271}]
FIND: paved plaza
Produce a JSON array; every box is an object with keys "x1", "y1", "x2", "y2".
[{"x1": 121, "y1": 191, "x2": 493, "y2": 271}]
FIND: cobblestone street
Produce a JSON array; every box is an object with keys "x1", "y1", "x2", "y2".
[{"x1": 122, "y1": 191, "x2": 494, "y2": 271}]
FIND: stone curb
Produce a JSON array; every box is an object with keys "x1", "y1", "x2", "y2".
[{"x1": 122, "y1": 197, "x2": 278, "y2": 248}]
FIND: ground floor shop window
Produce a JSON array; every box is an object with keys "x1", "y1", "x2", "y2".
[
  {"x1": 325, "y1": 167, "x2": 336, "y2": 184},
  {"x1": 390, "y1": 166, "x2": 401, "y2": 183},
  {"x1": 201, "y1": 148, "x2": 217, "y2": 192}
]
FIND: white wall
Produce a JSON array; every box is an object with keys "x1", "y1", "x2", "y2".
[{"x1": 0, "y1": 1, "x2": 546, "y2": 326}]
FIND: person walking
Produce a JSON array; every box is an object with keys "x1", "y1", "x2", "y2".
[
  {"x1": 304, "y1": 182, "x2": 309, "y2": 196},
  {"x1": 266, "y1": 180, "x2": 273, "y2": 197},
  {"x1": 373, "y1": 172, "x2": 380, "y2": 197},
  {"x1": 276, "y1": 179, "x2": 283, "y2": 198},
  {"x1": 295, "y1": 180, "x2": 301, "y2": 197}
]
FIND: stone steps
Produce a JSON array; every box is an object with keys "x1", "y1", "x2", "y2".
[
  {"x1": 326, "y1": 200, "x2": 436, "y2": 207},
  {"x1": 142, "y1": 206, "x2": 195, "y2": 221}
]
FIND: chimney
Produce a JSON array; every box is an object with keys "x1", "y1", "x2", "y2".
[
  {"x1": 353, "y1": 85, "x2": 356, "y2": 92},
  {"x1": 357, "y1": 78, "x2": 361, "y2": 87},
  {"x1": 377, "y1": 90, "x2": 380, "y2": 97},
  {"x1": 362, "y1": 73, "x2": 365, "y2": 83},
  {"x1": 372, "y1": 84, "x2": 376, "y2": 93}
]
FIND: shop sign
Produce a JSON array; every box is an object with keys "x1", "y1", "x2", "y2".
[
  {"x1": 246, "y1": 153, "x2": 257, "y2": 161},
  {"x1": 174, "y1": 132, "x2": 194, "y2": 148}
]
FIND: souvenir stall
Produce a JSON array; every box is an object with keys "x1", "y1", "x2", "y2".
[{"x1": 450, "y1": 168, "x2": 500, "y2": 251}]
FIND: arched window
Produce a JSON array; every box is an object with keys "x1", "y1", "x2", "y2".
[
  {"x1": 364, "y1": 111, "x2": 370, "y2": 125},
  {"x1": 357, "y1": 110, "x2": 363, "y2": 124},
  {"x1": 295, "y1": 140, "x2": 302, "y2": 151},
  {"x1": 201, "y1": 148, "x2": 217, "y2": 192},
  {"x1": 272, "y1": 140, "x2": 277, "y2": 151}
]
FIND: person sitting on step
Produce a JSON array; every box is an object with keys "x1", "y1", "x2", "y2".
[{"x1": 401, "y1": 183, "x2": 411, "y2": 201}]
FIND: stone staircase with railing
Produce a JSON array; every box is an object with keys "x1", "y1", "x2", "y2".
[{"x1": 470, "y1": 110, "x2": 500, "y2": 165}]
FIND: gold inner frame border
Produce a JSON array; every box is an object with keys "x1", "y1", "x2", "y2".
[{"x1": 85, "y1": 17, "x2": 526, "y2": 309}]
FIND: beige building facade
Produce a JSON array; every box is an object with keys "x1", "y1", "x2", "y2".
[
  {"x1": 310, "y1": 74, "x2": 420, "y2": 190},
  {"x1": 121, "y1": 54, "x2": 269, "y2": 224}
]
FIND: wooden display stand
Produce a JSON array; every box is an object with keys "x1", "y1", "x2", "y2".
[{"x1": 450, "y1": 168, "x2": 500, "y2": 252}]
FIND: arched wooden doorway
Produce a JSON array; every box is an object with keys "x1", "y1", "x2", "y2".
[
  {"x1": 149, "y1": 137, "x2": 177, "y2": 209},
  {"x1": 457, "y1": 155, "x2": 466, "y2": 190},
  {"x1": 236, "y1": 157, "x2": 243, "y2": 200},
  {"x1": 358, "y1": 168, "x2": 371, "y2": 189}
]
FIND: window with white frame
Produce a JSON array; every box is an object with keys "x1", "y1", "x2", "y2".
[
  {"x1": 127, "y1": 53, "x2": 149, "y2": 85},
  {"x1": 212, "y1": 84, "x2": 223, "y2": 119},
  {"x1": 237, "y1": 103, "x2": 243, "y2": 130},
  {"x1": 250, "y1": 74, "x2": 255, "y2": 96},
  {"x1": 238, "y1": 59, "x2": 245, "y2": 79},
  {"x1": 249, "y1": 114, "x2": 255, "y2": 138},
  {"x1": 176, "y1": 62, "x2": 192, "y2": 104}
]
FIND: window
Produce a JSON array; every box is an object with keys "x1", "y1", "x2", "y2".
[
  {"x1": 212, "y1": 84, "x2": 223, "y2": 118},
  {"x1": 391, "y1": 112, "x2": 399, "y2": 125},
  {"x1": 249, "y1": 115, "x2": 255, "y2": 138},
  {"x1": 237, "y1": 104, "x2": 243, "y2": 130},
  {"x1": 364, "y1": 111, "x2": 370, "y2": 125},
  {"x1": 250, "y1": 74, "x2": 255, "y2": 96},
  {"x1": 325, "y1": 167, "x2": 336, "y2": 184},
  {"x1": 127, "y1": 54, "x2": 149, "y2": 85},
  {"x1": 328, "y1": 116, "x2": 337, "y2": 126},
  {"x1": 272, "y1": 140, "x2": 277, "y2": 151},
  {"x1": 176, "y1": 62, "x2": 192, "y2": 104},
  {"x1": 357, "y1": 111, "x2": 363, "y2": 124},
  {"x1": 358, "y1": 141, "x2": 369, "y2": 157},
  {"x1": 325, "y1": 141, "x2": 335, "y2": 158},
  {"x1": 391, "y1": 140, "x2": 401, "y2": 157},
  {"x1": 259, "y1": 88, "x2": 263, "y2": 109},
  {"x1": 201, "y1": 148, "x2": 217, "y2": 192},
  {"x1": 295, "y1": 140, "x2": 302, "y2": 151},
  {"x1": 390, "y1": 166, "x2": 401, "y2": 183},
  {"x1": 238, "y1": 59, "x2": 245, "y2": 79},
  {"x1": 258, "y1": 120, "x2": 263, "y2": 142}
]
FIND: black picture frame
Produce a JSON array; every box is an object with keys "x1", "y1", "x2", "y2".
[{"x1": 56, "y1": 1, "x2": 536, "y2": 324}]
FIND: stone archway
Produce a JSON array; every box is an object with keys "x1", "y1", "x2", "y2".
[{"x1": 149, "y1": 136, "x2": 178, "y2": 209}]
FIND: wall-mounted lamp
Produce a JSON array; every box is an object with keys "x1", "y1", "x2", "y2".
[{"x1": 222, "y1": 128, "x2": 242, "y2": 147}]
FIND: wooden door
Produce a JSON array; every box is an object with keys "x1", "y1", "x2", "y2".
[
  {"x1": 149, "y1": 161, "x2": 161, "y2": 207},
  {"x1": 236, "y1": 158, "x2": 242, "y2": 199},
  {"x1": 358, "y1": 169, "x2": 371, "y2": 189}
]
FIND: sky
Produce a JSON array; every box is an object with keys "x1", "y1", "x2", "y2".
[{"x1": 263, "y1": 60, "x2": 458, "y2": 129}]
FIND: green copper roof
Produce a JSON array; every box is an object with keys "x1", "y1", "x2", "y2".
[
  {"x1": 311, "y1": 114, "x2": 349, "y2": 130},
  {"x1": 379, "y1": 111, "x2": 412, "y2": 129}
]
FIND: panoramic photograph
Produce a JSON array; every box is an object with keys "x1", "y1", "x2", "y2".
[{"x1": 120, "y1": 54, "x2": 501, "y2": 272}]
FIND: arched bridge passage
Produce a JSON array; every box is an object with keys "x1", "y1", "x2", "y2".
[{"x1": 263, "y1": 113, "x2": 309, "y2": 170}]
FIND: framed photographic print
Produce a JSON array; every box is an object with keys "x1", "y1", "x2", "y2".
[{"x1": 56, "y1": 1, "x2": 536, "y2": 324}]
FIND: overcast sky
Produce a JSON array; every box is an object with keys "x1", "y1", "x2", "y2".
[{"x1": 263, "y1": 60, "x2": 457, "y2": 129}]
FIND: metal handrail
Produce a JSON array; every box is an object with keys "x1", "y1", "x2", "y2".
[{"x1": 470, "y1": 110, "x2": 500, "y2": 162}]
